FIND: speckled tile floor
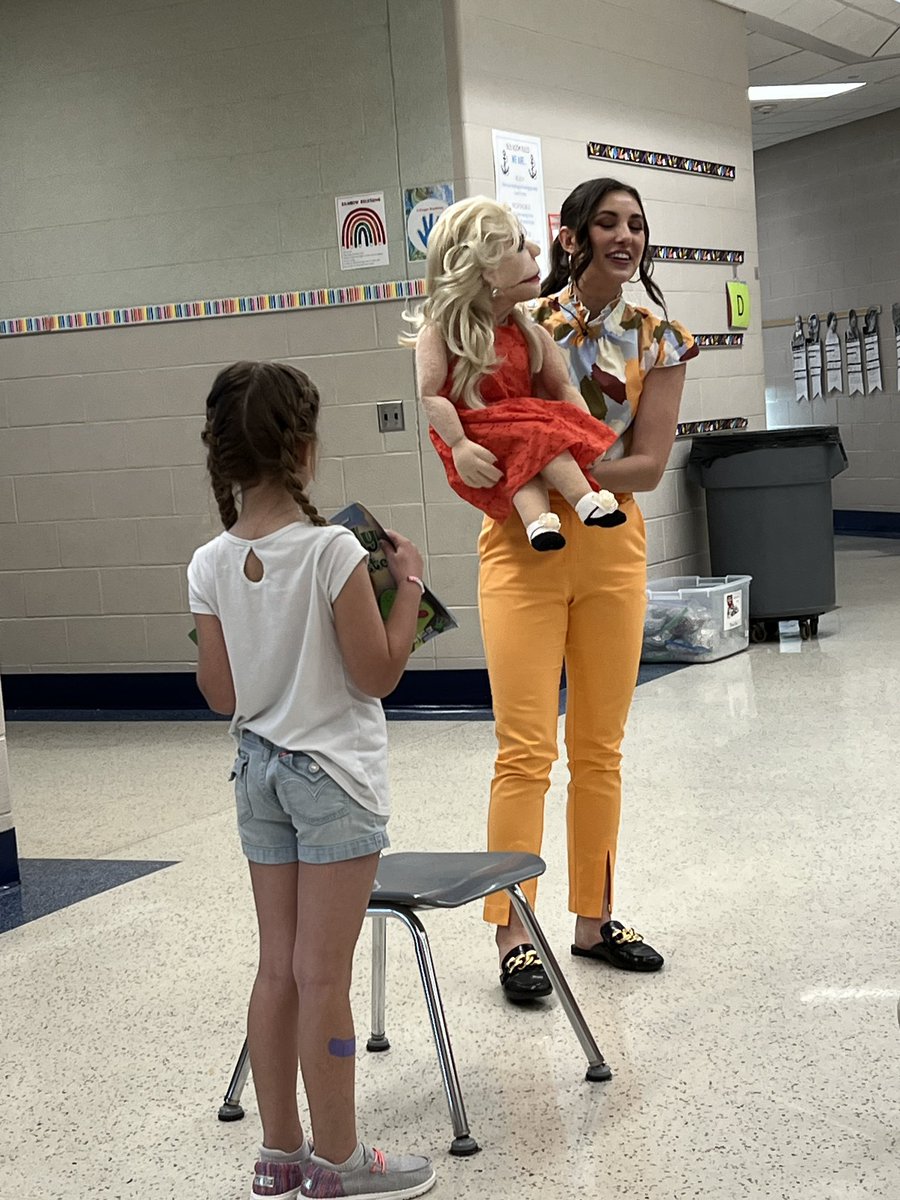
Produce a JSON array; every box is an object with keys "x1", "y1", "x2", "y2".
[{"x1": 2, "y1": 537, "x2": 899, "y2": 1199}]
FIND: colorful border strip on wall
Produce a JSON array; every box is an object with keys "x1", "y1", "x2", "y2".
[
  {"x1": 0, "y1": 278, "x2": 428, "y2": 337},
  {"x1": 695, "y1": 333, "x2": 744, "y2": 349},
  {"x1": 651, "y1": 245, "x2": 744, "y2": 264},
  {"x1": 677, "y1": 417, "x2": 749, "y2": 437},
  {"x1": 587, "y1": 142, "x2": 736, "y2": 180}
]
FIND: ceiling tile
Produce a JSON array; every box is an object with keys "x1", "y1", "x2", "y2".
[
  {"x1": 749, "y1": 48, "x2": 847, "y2": 82},
  {"x1": 874, "y1": 28, "x2": 900, "y2": 55},
  {"x1": 846, "y1": 0, "x2": 900, "y2": 21},
  {"x1": 779, "y1": 0, "x2": 846, "y2": 34},
  {"x1": 746, "y1": 30, "x2": 805, "y2": 68},
  {"x1": 813, "y1": 8, "x2": 898, "y2": 55}
]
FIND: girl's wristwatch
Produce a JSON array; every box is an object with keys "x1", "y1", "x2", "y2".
[{"x1": 405, "y1": 575, "x2": 426, "y2": 594}]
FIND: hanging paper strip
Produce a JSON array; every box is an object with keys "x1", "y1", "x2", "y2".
[
  {"x1": 893, "y1": 303, "x2": 900, "y2": 392},
  {"x1": 845, "y1": 310, "x2": 865, "y2": 395},
  {"x1": 694, "y1": 333, "x2": 744, "y2": 349},
  {"x1": 677, "y1": 417, "x2": 749, "y2": 437},
  {"x1": 587, "y1": 142, "x2": 735, "y2": 180},
  {"x1": 806, "y1": 314, "x2": 823, "y2": 400},
  {"x1": 791, "y1": 316, "x2": 809, "y2": 402},
  {"x1": 0, "y1": 278, "x2": 428, "y2": 338},
  {"x1": 825, "y1": 312, "x2": 843, "y2": 394},
  {"x1": 651, "y1": 245, "x2": 744, "y2": 264},
  {"x1": 863, "y1": 307, "x2": 883, "y2": 392}
]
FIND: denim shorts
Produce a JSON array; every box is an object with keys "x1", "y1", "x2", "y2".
[{"x1": 230, "y1": 730, "x2": 390, "y2": 865}]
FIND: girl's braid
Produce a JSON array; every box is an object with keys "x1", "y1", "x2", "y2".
[
  {"x1": 280, "y1": 421, "x2": 326, "y2": 527},
  {"x1": 201, "y1": 426, "x2": 239, "y2": 529}
]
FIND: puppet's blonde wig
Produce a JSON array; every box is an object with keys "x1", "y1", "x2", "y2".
[{"x1": 401, "y1": 196, "x2": 540, "y2": 410}]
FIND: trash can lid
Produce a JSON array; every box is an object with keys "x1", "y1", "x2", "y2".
[{"x1": 687, "y1": 424, "x2": 843, "y2": 466}]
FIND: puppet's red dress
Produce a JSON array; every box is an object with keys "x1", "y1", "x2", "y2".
[{"x1": 429, "y1": 322, "x2": 617, "y2": 521}]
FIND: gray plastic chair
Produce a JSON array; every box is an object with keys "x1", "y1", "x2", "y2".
[{"x1": 218, "y1": 851, "x2": 611, "y2": 1155}]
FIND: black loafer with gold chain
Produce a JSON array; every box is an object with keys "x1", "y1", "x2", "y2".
[
  {"x1": 571, "y1": 920, "x2": 664, "y2": 972},
  {"x1": 499, "y1": 943, "x2": 553, "y2": 1002}
]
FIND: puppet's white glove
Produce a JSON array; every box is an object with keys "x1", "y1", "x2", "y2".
[{"x1": 451, "y1": 438, "x2": 503, "y2": 488}]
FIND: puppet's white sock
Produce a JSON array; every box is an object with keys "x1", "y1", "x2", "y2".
[
  {"x1": 574, "y1": 491, "x2": 618, "y2": 524},
  {"x1": 526, "y1": 512, "x2": 565, "y2": 551}
]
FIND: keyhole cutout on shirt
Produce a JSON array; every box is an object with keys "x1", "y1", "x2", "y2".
[{"x1": 243, "y1": 548, "x2": 264, "y2": 582}]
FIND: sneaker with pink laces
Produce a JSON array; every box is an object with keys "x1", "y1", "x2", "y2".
[
  {"x1": 300, "y1": 1143, "x2": 435, "y2": 1199},
  {"x1": 251, "y1": 1158, "x2": 306, "y2": 1199}
]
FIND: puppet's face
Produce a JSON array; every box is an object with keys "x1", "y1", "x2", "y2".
[{"x1": 483, "y1": 230, "x2": 542, "y2": 306}]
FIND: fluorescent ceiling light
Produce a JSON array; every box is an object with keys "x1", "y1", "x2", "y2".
[{"x1": 748, "y1": 83, "x2": 866, "y2": 100}]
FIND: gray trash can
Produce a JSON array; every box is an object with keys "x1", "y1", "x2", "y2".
[{"x1": 687, "y1": 426, "x2": 847, "y2": 642}]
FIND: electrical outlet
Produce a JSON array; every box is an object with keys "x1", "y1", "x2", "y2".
[{"x1": 376, "y1": 401, "x2": 405, "y2": 433}]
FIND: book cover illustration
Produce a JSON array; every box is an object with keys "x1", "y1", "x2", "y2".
[{"x1": 330, "y1": 502, "x2": 458, "y2": 653}]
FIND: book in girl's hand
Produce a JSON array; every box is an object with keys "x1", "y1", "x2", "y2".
[{"x1": 330, "y1": 501, "x2": 458, "y2": 653}]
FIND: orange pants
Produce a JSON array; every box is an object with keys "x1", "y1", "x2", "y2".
[{"x1": 479, "y1": 495, "x2": 647, "y2": 925}]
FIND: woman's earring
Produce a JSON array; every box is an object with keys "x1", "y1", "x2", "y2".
[{"x1": 490, "y1": 287, "x2": 502, "y2": 299}]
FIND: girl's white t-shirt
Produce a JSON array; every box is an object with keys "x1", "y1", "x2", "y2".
[{"x1": 187, "y1": 521, "x2": 389, "y2": 816}]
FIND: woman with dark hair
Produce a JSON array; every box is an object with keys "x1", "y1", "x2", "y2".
[{"x1": 479, "y1": 178, "x2": 699, "y2": 1002}]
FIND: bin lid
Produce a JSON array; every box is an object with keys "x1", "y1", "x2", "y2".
[{"x1": 688, "y1": 425, "x2": 843, "y2": 467}]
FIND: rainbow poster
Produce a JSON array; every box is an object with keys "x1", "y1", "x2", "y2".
[{"x1": 336, "y1": 192, "x2": 390, "y2": 271}]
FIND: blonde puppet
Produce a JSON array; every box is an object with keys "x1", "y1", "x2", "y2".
[{"x1": 405, "y1": 196, "x2": 624, "y2": 551}]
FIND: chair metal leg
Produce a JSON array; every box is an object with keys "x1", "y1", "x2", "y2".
[
  {"x1": 507, "y1": 884, "x2": 612, "y2": 1082},
  {"x1": 372, "y1": 904, "x2": 480, "y2": 1156},
  {"x1": 366, "y1": 913, "x2": 390, "y2": 1052},
  {"x1": 218, "y1": 1037, "x2": 251, "y2": 1120}
]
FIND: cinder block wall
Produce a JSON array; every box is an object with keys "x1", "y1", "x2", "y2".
[
  {"x1": 0, "y1": 0, "x2": 766, "y2": 677},
  {"x1": 0, "y1": 0, "x2": 458, "y2": 673},
  {"x1": 442, "y1": 0, "x2": 766, "y2": 585},
  {"x1": 756, "y1": 110, "x2": 900, "y2": 514}
]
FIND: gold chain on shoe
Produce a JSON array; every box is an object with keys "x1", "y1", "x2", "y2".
[
  {"x1": 610, "y1": 926, "x2": 644, "y2": 945},
  {"x1": 506, "y1": 948, "x2": 542, "y2": 974}
]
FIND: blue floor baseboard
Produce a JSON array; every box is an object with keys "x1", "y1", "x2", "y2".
[
  {"x1": 2, "y1": 663, "x2": 686, "y2": 723},
  {"x1": 834, "y1": 510, "x2": 900, "y2": 538}
]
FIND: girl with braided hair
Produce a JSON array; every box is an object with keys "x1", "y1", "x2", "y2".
[{"x1": 187, "y1": 361, "x2": 435, "y2": 1200}]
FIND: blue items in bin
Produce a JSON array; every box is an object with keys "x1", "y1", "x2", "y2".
[
  {"x1": 642, "y1": 604, "x2": 718, "y2": 661},
  {"x1": 641, "y1": 576, "x2": 752, "y2": 665}
]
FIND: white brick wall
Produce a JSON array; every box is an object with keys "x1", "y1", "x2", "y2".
[
  {"x1": 0, "y1": 0, "x2": 765, "y2": 674},
  {"x1": 443, "y1": 0, "x2": 766, "y2": 611}
]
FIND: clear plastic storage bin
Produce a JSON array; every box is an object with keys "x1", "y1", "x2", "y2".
[{"x1": 642, "y1": 575, "x2": 752, "y2": 664}]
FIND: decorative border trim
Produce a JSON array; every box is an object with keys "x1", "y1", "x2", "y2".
[
  {"x1": 677, "y1": 417, "x2": 749, "y2": 437},
  {"x1": 587, "y1": 142, "x2": 736, "y2": 180},
  {"x1": 651, "y1": 245, "x2": 744, "y2": 264},
  {"x1": 695, "y1": 333, "x2": 744, "y2": 349},
  {"x1": 0, "y1": 278, "x2": 427, "y2": 338}
]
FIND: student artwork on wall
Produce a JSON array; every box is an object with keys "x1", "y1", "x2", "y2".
[
  {"x1": 825, "y1": 312, "x2": 843, "y2": 393},
  {"x1": 806, "y1": 314, "x2": 823, "y2": 399},
  {"x1": 791, "y1": 315, "x2": 809, "y2": 402},
  {"x1": 335, "y1": 192, "x2": 390, "y2": 271},
  {"x1": 404, "y1": 183, "x2": 454, "y2": 263},
  {"x1": 845, "y1": 310, "x2": 865, "y2": 395},
  {"x1": 894, "y1": 304, "x2": 900, "y2": 391},
  {"x1": 863, "y1": 307, "x2": 883, "y2": 393}
]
